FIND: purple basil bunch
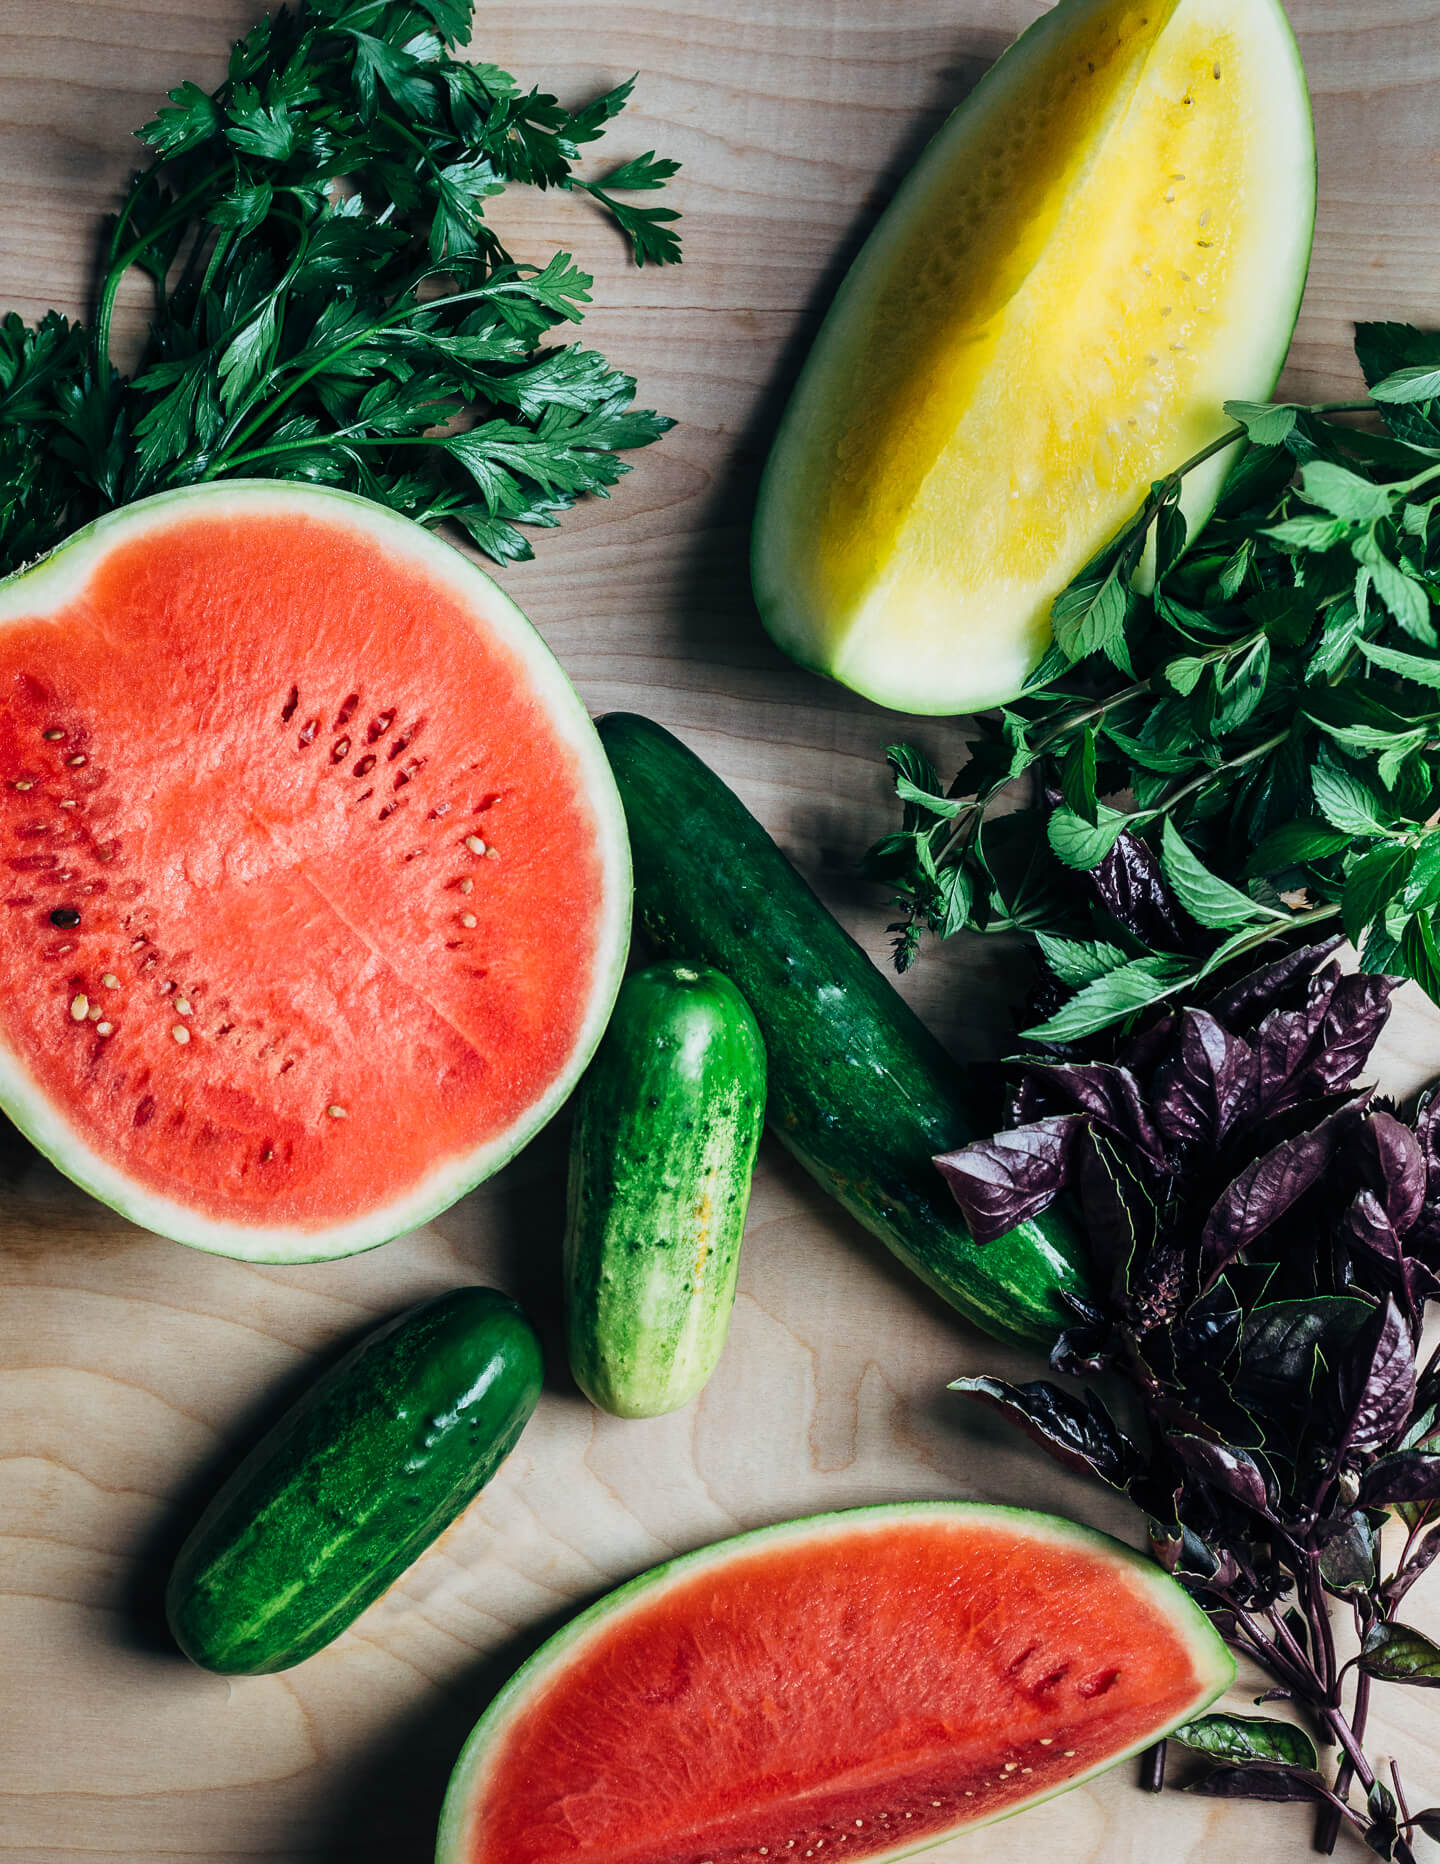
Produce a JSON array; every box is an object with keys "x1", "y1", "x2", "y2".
[{"x1": 938, "y1": 938, "x2": 1440, "y2": 1857}]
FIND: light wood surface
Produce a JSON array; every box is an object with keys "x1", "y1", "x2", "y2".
[{"x1": 3, "y1": 2, "x2": 1440, "y2": 1859}]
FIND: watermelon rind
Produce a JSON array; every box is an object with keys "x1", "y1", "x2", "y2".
[
  {"x1": 0, "y1": 482, "x2": 631, "y2": 1262},
  {"x1": 435, "y1": 1499, "x2": 1235, "y2": 1864},
  {"x1": 751, "y1": 0, "x2": 1317, "y2": 717}
]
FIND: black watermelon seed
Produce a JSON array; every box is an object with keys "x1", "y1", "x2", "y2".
[{"x1": 49, "y1": 907, "x2": 81, "y2": 928}]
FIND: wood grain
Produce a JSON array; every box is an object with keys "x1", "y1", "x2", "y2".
[{"x1": 2, "y1": 2, "x2": 1440, "y2": 1859}]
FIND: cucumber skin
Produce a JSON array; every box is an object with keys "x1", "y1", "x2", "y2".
[
  {"x1": 596, "y1": 714, "x2": 1092, "y2": 1347},
  {"x1": 565, "y1": 962, "x2": 767, "y2": 1418},
  {"x1": 166, "y1": 1288, "x2": 543, "y2": 1674}
]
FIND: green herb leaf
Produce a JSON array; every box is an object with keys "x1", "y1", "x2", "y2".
[
  {"x1": 1359, "y1": 1620, "x2": 1440, "y2": 1686},
  {"x1": 1224, "y1": 401, "x2": 1300, "y2": 448},
  {"x1": 1370, "y1": 365, "x2": 1440, "y2": 405},
  {"x1": 1047, "y1": 804, "x2": 1130, "y2": 871},
  {"x1": 1171, "y1": 1714, "x2": 1319, "y2": 1773},
  {"x1": 1033, "y1": 933, "x2": 1130, "y2": 989},
  {"x1": 1312, "y1": 749, "x2": 1395, "y2": 839},
  {"x1": 1161, "y1": 819, "x2": 1276, "y2": 930},
  {"x1": 1021, "y1": 953, "x2": 1191, "y2": 1042}
]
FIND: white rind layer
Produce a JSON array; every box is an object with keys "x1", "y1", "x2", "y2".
[
  {"x1": 752, "y1": 0, "x2": 1317, "y2": 718},
  {"x1": 434, "y1": 1499, "x2": 1235, "y2": 1864},
  {"x1": 0, "y1": 482, "x2": 632, "y2": 1262}
]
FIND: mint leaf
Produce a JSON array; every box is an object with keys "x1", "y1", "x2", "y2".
[
  {"x1": 1047, "y1": 804, "x2": 1130, "y2": 870},
  {"x1": 1034, "y1": 933, "x2": 1130, "y2": 989},
  {"x1": 1370, "y1": 365, "x2": 1440, "y2": 405},
  {"x1": 1312, "y1": 750, "x2": 1394, "y2": 838},
  {"x1": 1300, "y1": 461, "x2": 1393, "y2": 523},
  {"x1": 1022, "y1": 954, "x2": 1191, "y2": 1042},
  {"x1": 1161, "y1": 820, "x2": 1276, "y2": 930},
  {"x1": 1224, "y1": 401, "x2": 1299, "y2": 448}
]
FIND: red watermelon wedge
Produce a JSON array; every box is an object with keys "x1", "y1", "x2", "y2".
[
  {"x1": 437, "y1": 1501, "x2": 1233, "y2": 1863},
  {"x1": 0, "y1": 483, "x2": 629, "y2": 1259}
]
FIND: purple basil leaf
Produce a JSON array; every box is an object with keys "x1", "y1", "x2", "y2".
[
  {"x1": 934, "y1": 1115, "x2": 1084, "y2": 1245},
  {"x1": 1359, "y1": 1618, "x2": 1440, "y2": 1686},
  {"x1": 1186, "y1": 1765, "x2": 1324, "y2": 1804},
  {"x1": 1340, "y1": 1294, "x2": 1418, "y2": 1456},
  {"x1": 1169, "y1": 1713, "x2": 1318, "y2": 1771},
  {"x1": 1201, "y1": 1099, "x2": 1366, "y2": 1286},
  {"x1": 1303, "y1": 971, "x2": 1401, "y2": 1096},
  {"x1": 1341, "y1": 1189, "x2": 1405, "y2": 1269},
  {"x1": 1205, "y1": 936, "x2": 1343, "y2": 1033},
  {"x1": 1317, "y1": 1509, "x2": 1378, "y2": 1597},
  {"x1": 1358, "y1": 1450, "x2": 1440, "y2": 1507},
  {"x1": 1167, "y1": 1433, "x2": 1272, "y2": 1512},
  {"x1": 1077, "y1": 1129, "x2": 1156, "y2": 1296},
  {"x1": 1386, "y1": 1525, "x2": 1440, "y2": 1609},
  {"x1": 950, "y1": 1375, "x2": 1140, "y2": 1491},
  {"x1": 1355, "y1": 1111, "x2": 1427, "y2": 1234},
  {"x1": 1151, "y1": 1008, "x2": 1256, "y2": 1150},
  {"x1": 1171, "y1": 1277, "x2": 1243, "y2": 1372},
  {"x1": 1088, "y1": 828, "x2": 1188, "y2": 950},
  {"x1": 1412, "y1": 1812, "x2": 1440, "y2": 1845},
  {"x1": 1237, "y1": 1296, "x2": 1376, "y2": 1416},
  {"x1": 1252, "y1": 965, "x2": 1340, "y2": 1116},
  {"x1": 1020, "y1": 1061, "x2": 1167, "y2": 1162}
]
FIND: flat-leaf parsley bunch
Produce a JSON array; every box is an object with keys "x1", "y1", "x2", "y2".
[
  {"x1": 870, "y1": 326, "x2": 1440, "y2": 1029},
  {"x1": 0, "y1": 0, "x2": 680, "y2": 574}
]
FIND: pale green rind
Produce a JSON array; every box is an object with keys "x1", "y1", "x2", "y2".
[
  {"x1": 0, "y1": 482, "x2": 632, "y2": 1263},
  {"x1": 751, "y1": 0, "x2": 1317, "y2": 718},
  {"x1": 434, "y1": 1499, "x2": 1235, "y2": 1864}
]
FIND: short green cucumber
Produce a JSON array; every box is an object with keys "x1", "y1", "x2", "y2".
[
  {"x1": 565, "y1": 961, "x2": 767, "y2": 1418},
  {"x1": 595, "y1": 713, "x2": 1092, "y2": 1347},
  {"x1": 166, "y1": 1287, "x2": 543, "y2": 1674}
]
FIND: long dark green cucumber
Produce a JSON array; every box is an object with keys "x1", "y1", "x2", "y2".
[
  {"x1": 565, "y1": 961, "x2": 767, "y2": 1417},
  {"x1": 595, "y1": 713, "x2": 1091, "y2": 1346},
  {"x1": 166, "y1": 1287, "x2": 543, "y2": 1674}
]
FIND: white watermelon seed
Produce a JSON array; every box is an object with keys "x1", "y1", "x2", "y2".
[
  {"x1": 172, "y1": 1025, "x2": 190, "y2": 1044},
  {"x1": 460, "y1": 912, "x2": 477, "y2": 929},
  {"x1": 459, "y1": 876, "x2": 474, "y2": 894},
  {"x1": 328, "y1": 1104, "x2": 347, "y2": 1119},
  {"x1": 1064, "y1": 1749, "x2": 1076, "y2": 1757},
  {"x1": 69, "y1": 994, "x2": 88, "y2": 1020},
  {"x1": 465, "y1": 835, "x2": 486, "y2": 855},
  {"x1": 60, "y1": 799, "x2": 76, "y2": 808},
  {"x1": 1004, "y1": 1763, "x2": 1018, "y2": 1771},
  {"x1": 96, "y1": 1022, "x2": 113, "y2": 1037},
  {"x1": 175, "y1": 998, "x2": 192, "y2": 1016},
  {"x1": 102, "y1": 974, "x2": 119, "y2": 990},
  {"x1": 12, "y1": 779, "x2": 33, "y2": 791},
  {"x1": 67, "y1": 754, "x2": 86, "y2": 767},
  {"x1": 1038, "y1": 1738, "x2": 1053, "y2": 1746},
  {"x1": 87, "y1": 1004, "x2": 102, "y2": 1021},
  {"x1": 486, "y1": 846, "x2": 500, "y2": 860},
  {"x1": 42, "y1": 729, "x2": 64, "y2": 740}
]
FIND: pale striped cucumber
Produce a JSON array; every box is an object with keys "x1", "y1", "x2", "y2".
[{"x1": 564, "y1": 962, "x2": 767, "y2": 1418}]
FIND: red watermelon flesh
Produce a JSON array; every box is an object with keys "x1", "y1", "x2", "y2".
[
  {"x1": 437, "y1": 1503, "x2": 1233, "y2": 1864},
  {"x1": 0, "y1": 484, "x2": 629, "y2": 1259}
]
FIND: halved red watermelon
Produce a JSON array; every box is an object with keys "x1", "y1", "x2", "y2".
[
  {"x1": 0, "y1": 483, "x2": 629, "y2": 1260},
  {"x1": 437, "y1": 1502, "x2": 1233, "y2": 1863}
]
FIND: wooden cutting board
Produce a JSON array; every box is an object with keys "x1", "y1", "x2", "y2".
[{"x1": 2, "y1": 3, "x2": 1439, "y2": 1859}]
